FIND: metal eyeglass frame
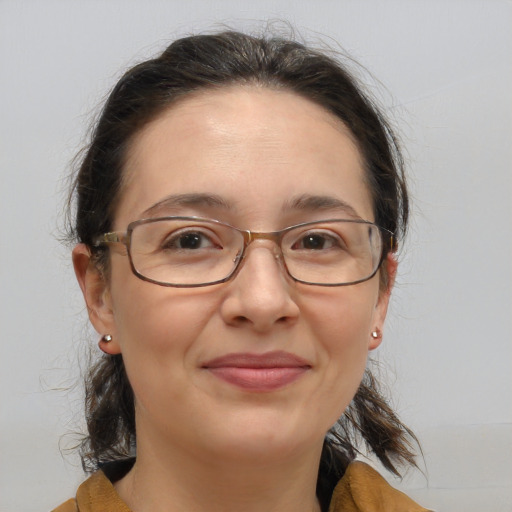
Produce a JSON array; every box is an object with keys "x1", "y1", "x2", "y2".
[{"x1": 92, "y1": 216, "x2": 394, "y2": 288}]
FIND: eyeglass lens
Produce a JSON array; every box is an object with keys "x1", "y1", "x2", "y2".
[{"x1": 127, "y1": 218, "x2": 383, "y2": 287}]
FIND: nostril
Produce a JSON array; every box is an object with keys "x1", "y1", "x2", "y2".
[{"x1": 232, "y1": 315, "x2": 250, "y2": 326}]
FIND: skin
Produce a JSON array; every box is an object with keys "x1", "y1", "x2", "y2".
[{"x1": 73, "y1": 86, "x2": 396, "y2": 512}]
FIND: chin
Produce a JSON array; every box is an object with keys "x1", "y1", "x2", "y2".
[{"x1": 204, "y1": 409, "x2": 327, "y2": 463}]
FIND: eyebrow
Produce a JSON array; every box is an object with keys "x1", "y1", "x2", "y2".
[
  {"x1": 140, "y1": 193, "x2": 233, "y2": 218},
  {"x1": 284, "y1": 194, "x2": 362, "y2": 219},
  {"x1": 140, "y1": 192, "x2": 362, "y2": 220}
]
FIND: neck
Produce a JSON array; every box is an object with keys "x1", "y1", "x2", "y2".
[{"x1": 115, "y1": 429, "x2": 324, "y2": 512}]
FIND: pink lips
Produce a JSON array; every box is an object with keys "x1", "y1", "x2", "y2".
[{"x1": 202, "y1": 351, "x2": 311, "y2": 391}]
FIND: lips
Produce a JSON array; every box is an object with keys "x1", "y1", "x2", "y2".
[{"x1": 202, "y1": 351, "x2": 311, "y2": 391}]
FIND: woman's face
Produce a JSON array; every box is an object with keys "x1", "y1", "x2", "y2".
[{"x1": 78, "y1": 86, "x2": 394, "y2": 463}]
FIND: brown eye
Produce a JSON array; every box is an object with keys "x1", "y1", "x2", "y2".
[
  {"x1": 175, "y1": 233, "x2": 206, "y2": 249},
  {"x1": 162, "y1": 229, "x2": 220, "y2": 251},
  {"x1": 291, "y1": 232, "x2": 340, "y2": 251},
  {"x1": 300, "y1": 234, "x2": 331, "y2": 250}
]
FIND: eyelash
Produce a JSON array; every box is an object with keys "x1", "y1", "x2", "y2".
[{"x1": 161, "y1": 229, "x2": 220, "y2": 250}]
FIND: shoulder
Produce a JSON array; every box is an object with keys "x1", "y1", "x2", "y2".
[
  {"x1": 328, "y1": 461, "x2": 432, "y2": 512},
  {"x1": 51, "y1": 498, "x2": 77, "y2": 512},
  {"x1": 51, "y1": 469, "x2": 132, "y2": 512}
]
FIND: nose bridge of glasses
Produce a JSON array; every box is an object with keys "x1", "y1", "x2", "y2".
[
  {"x1": 243, "y1": 230, "x2": 283, "y2": 255},
  {"x1": 233, "y1": 230, "x2": 284, "y2": 270}
]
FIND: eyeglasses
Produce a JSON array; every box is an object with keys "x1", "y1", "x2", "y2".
[{"x1": 92, "y1": 216, "x2": 393, "y2": 287}]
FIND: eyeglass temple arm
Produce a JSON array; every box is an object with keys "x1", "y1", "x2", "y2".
[{"x1": 92, "y1": 231, "x2": 128, "y2": 247}]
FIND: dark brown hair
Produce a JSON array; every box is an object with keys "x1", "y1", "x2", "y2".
[{"x1": 69, "y1": 30, "x2": 416, "y2": 508}]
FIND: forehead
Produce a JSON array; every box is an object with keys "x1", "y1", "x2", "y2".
[{"x1": 118, "y1": 85, "x2": 373, "y2": 227}]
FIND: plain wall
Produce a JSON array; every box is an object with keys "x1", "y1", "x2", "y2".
[{"x1": 1, "y1": 1, "x2": 511, "y2": 511}]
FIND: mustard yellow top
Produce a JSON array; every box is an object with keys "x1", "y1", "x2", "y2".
[{"x1": 52, "y1": 461, "x2": 430, "y2": 512}]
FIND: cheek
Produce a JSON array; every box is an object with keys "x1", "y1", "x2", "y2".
[
  {"x1": 301, "y1": 288, "x2": 377, "y2": 421},
  {"x1": 108, "y1": 268, "x2": 220, "y2": 394},
  {"x1": 306, "y1": 286, "x2": 377, "y2": 353},
  {"x1": 108, "y1": 252, "x2": 216, "y2": 346},
  {"x1": 113, "y1": 288, "x2": 216, "y2": 356}
]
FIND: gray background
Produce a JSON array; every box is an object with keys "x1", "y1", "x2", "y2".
[{"x1": 1, "y1": 1, "x2": 511, "y2": 511}]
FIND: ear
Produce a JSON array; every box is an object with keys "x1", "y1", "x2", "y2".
[
  {"x1": 72, "y1": 244, "x2": 122, "y2": 355},
  {"x1": 369, "y1": 253, "x2": 397, "y2": 350}
]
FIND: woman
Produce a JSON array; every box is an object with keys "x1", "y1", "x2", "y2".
[{"x1": 54, "y1": 31, "x2": 429, "y2": 511}]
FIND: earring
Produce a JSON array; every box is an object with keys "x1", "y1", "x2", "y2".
[
  {"x1": 98, "y1": 334, "x2": 113, "y2": 354},
  {"x1": 371, "y1": 329, "x2": 381, "y2": 340}
]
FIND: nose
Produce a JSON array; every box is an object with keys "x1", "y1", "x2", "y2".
[{"x1": 219, "y1": 243, "x2": 300, "y2": 333}]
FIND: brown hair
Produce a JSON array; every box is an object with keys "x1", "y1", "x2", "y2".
[{"x1": 69, "y1": 30, "x2": 416, "y2": 507}]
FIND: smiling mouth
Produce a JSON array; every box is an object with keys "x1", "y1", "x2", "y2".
[{"x1": 202, "y1": 351, "x2": 311, "y2": 391}]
